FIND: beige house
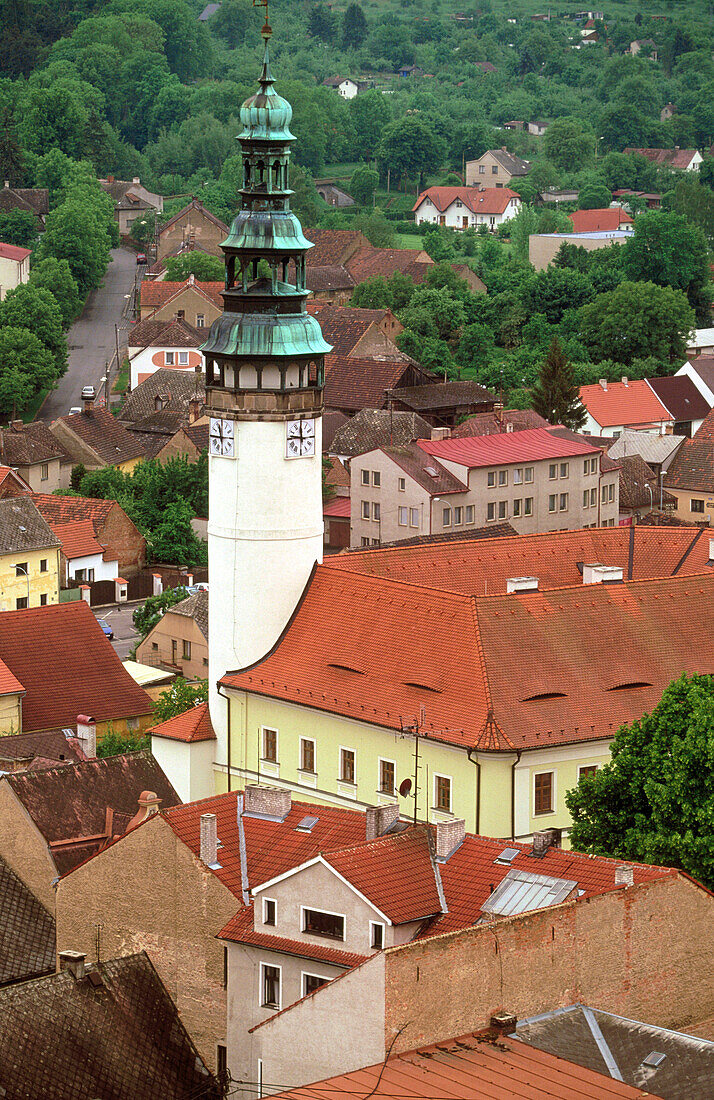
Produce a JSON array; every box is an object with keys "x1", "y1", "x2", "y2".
[
  {"x1": 139, "y1": 276, "x2": 223, "y2": 328},
  {"x1": 156, "y1": 200, "x2": 228, "y2": 263},
  {"x1": 0, "y1": 243, "x2": 30, "y2": 300},
  {"x1": 99, "y1": 177, "x2": 163, "y2": 237},
  {"x1": 465, "y1": 148, "x2": 531, "y2": 188},
  {"x1": 529, "y1": 230, "x2": 634, "y2": 271},
  {"x1": 350, "y1": 431, "x2": 619, "y2": 547},
  {"x1": 0, "y1": 421, "x2": 67, "y2": 492},
  {"x1": 136, "y1": 590, "x2": 208, "y2": 680},
  {"x1": 663, "y1": 407, "x2": 714, "y2": 522}
]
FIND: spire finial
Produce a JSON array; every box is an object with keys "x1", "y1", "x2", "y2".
[{"x1": 253, "y1": 0, "x2": 271, "y2": 41}]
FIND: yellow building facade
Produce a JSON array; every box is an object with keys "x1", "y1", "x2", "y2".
[{"x1": 0, "y1": 545, "x2": 61, "y2": 612}]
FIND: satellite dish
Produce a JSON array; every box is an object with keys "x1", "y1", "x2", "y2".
[{"x1": 398, "y1": 778, "x2": 412, "y2": 798}]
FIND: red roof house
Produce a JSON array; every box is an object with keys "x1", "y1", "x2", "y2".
[
  {"x1": 579, "y1": 379, "x2": 671, "y2": 433},
  {"x1": 568, "y1": 208, "x2": 633, "y2": 233}
]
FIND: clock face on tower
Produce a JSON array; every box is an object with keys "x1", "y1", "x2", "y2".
[
  {"x1": 286, "y1": 418, "x2": 315, "y2": 459},
  {"x1": 209, "y1": 417, "x2": 235, "y2": 458}
]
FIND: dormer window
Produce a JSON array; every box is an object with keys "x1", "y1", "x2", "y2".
[{"x1": 302, "y1": 907, "x2": 344, "y2": 940}]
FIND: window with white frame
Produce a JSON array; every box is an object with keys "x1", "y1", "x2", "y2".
[
  {"x1": 514, "y1": 468, "x2": 523, "y2": 485},
  {"x1": 525, "y1": 467, "x2": 534, "y2": 483},
  {"x1": 442, "y1": 506, "x2": 451, "y2": 526},
  {"x1": 487, "y1": 502, "x2": 496, "y2": 521},
  {"x1": 361, "y1": 501, "x2": 370, "y2": 520},
  {"x1": 340, "y1": 747, "x2": 355, "y2": 784},
  {"x1": 302, "y1": 973, "x2": 329, "y2": 997},
  {"x1": 498, "y1": 500, "x2": 507, "y2": 519},
  {"x1": 559, "y1": 492, "x2": 568, "y2": 511},
  {"x1": 398, "y1": 506, "x2": 408, "y2": 526},
  {"x1": 590, "y1": 487, "x2": 597, "y2": 506},
  {"x1": 398, "y1": 477, "x2": 406, "y2": 492},
  {"x1": 534, "y1": 771, "x2": 554, "y2": 815},
  {"x1": 549, "y1": 464, "x2": 557, "y2": 480},
  {"x1": 601, "y1": 485, "x2": 608, "y2": 504},
  {"x1": 372, "y1": 502, "x2": 380, "y2": 521},
  {"x1": 578, "y1": 764, "x2": 598, "y2": 779},
  {"x1": 583, "y1": 459, "x2": 589, "y2": 475},
  {"x1": 260, "y1": 963, "x2": 281, "y2": 1008},
  {"x1": 300, "y1": 738, "x2": 315, "y2": 773},
  {"x1": 165, "y1": 351, "x2": 174, "y2": 365},
  {"x1": 524, "y1": 497, "x2": 533, "y2": 515},
  {"x1": 361, "y1": 469, "x2": 369, "y2": 485},
  {"x1": 178, "y1": 351, "x2": 189, "y2": 365},
  {"x1": 559, "y1": 462, "x2": 569, "y2": 478},
  {"x1": 487, "y1": 471, "x2": 496, "y2": 488},
  {"x1": 379, "y1": 758, "x2": 395, "y2": 794},
  {"x1": 498, "y1": 470, "x2": 508, "y2": 486},
  {"x1": 548, "y1": 494, "x2": 556, "y2": 513},
  {"x1": 303, "y1": 908, "x2": 345, "y2": 939},
  {"x1": 608, "y1": 483, "x2": 615, "y2": 502},
  {"x1": 373, "y1": 471, "x2": 381, "y2": 486},
  {"x1": 196, "y1": 313, "x2": 205, "y2": 327},
  {"x1": 262, "y1": 727, "x2": 278, "y2": 763},
  {"x1": 454, "y1": 506, "x2": 463, "y2": 525},
  {"x1": 513, "y1": 498, "x2": 521, "y2": 517},
  {"x1": 409, "y1": 507, "x2": 419, "y2": 527},
  {"x1": 465, "y1": 505, "x2": 474, "y2": 523}
]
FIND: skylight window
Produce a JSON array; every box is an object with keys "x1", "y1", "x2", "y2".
[
  {"x1": 642, "y1": 1052, "x2": 666, "y2": 1069},
  {"x1": 495, "y1": 848, "x2": 520, "y2": 865},
  {"x1": 481, "y1": 868, "x2": 578, "y2": 917},
  {"x1": 295, "y1": 815, "x2": 319, "y2": 833}
]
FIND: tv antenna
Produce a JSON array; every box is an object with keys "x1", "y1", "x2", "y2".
[{"x1": 398, "y1": 706, "x2": 465, "y2": 825}]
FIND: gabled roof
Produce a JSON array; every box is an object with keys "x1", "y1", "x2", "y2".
[
  {"x1": 325, "y1": 356, "x2": 412, "y2": 411},
  {"x1": 624, "y1": 147, "x2": 700, "y2": 169},
  {"x1": 0, "y1": 601, "x2": 152, "y2": 731},
  {"x1": 128, "y1": 316, "x2": 204, "y2": 349},
  {"x1": 119, "y1": 370, "x2": 205, "y2": 423},
  {"x1": 646, "y1": 375, "x2": 711, "y2": 422},
  {"x1": 345, "y1": 245, "x2": 433, "y2": 283},
  {"x1": 221, "y1": 566, "x2": 714, "y2": 752},
  {"x1": 607, "y1": 430, "x2": 685, "y2": 466},
  {"x1": 324, "y1": 455, "x2": 350, "y2": 490},
  {"x1": 157, "y1": 198, "x2": 227, "y2": 236},
  {"x1": 568, "y1": 208, "x2": 633, "y2": 232},
  {"x1": 616, "y1": 454, "x2": 676, "y2": 511},
  {"x1": 166, "y1": 589, "x2": 208, "y2": 639},
  {"x1": 6, "y1": 750, "x2": 178, "y2": 874},
  {"x1": 476, "y1": 148, "x2": 531, "y2": 175},
  {"x1": 307, "y1": 302, "x2": 396, "y2": 358},
  {"x1": 269, "y1": 1028, "x2": 651, "y2": 1099},
  {"x1": 413, "y1": 186, "x2": 520, "y2": 215},
  {"x1": 139, "y1": 278, "x2": 224, "y2": 313},
  {"x1": 323, "y1": 410, "x2": 349, "y2": 450},
  {"x1": 0, "y1": 421, "x2": 67, "y2": 466},
  {"x1": 418, "y1": 427, "x2": 599, "y2": 468},
  {"x1": 306, "y1": 264, "x2": 354, "y2": 292},
  {"x1": 149, "y1": 701, "x2": 215, "y2": 743},
  {"x1": 51, "y1": 519, "x2": 106, "y2": 560},
  {"x1": 665, "y1": 407, "x2": 714, "y2": 491},
  {"x1": 330, "y1": 408, "x2": 431, "y2": 456},
  {"x1": 219, "y1": 905, "x2": 368, "y2": 967},
  {"x1": 0, "y1": 856, "x2": 55, "y2": 986},
  {"x1": 53, "y1": 407, "x2": 147, "y2": 465},
  {"x1": 0, "y1": 242, "x2": 30, "y2": 262},
  {"x1": 515, "y1": 1005, "x2": 714, "y2": 1098},
  {"x1": 30, "y1": 493, "x2": 115, "y2": 530},
  {"x1": 0, "y1": 497, "x2": 59, "y2": 554},
  {"x1": 302, "y1": 228, "x2": 369, "y2": 267},
  {"x1": 452, "y1": 409, "x2": 550, "y2": 436},
  {"x1": 393, "y1": 380, "x2": 495, "y2": 411},
  {"x1": 0, "y1": 952, "x2": 220, "y2": 1100},
  {"x1": 579, "y1": 380, "x2": 670, "y2": 428},
  {"x1": 0, "y1": 186, "x2": 48, "y2": 217},
  {"x1": 0, "y1": 729, "x2": 84, "y2": 768},
  {"x1": 377, "y1": 442, "x2": 467, "y2": 495}
]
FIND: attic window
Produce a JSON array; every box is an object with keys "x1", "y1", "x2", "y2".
[
  {"x1": 495, "y1": 847, "x2": 520, "y2": 865},
  {"x1": 425, "y1": 466, "x2": 440, "y2": 478},
  {"x1": 642, "y1": 1052, "x2": 666, "y2": 1069},
  {"x1": 522, "y1": 692, "x2": 567, "y2": 702},
  {"x1": 606, "y1": 682, "x2": 652, "y2": 691}
]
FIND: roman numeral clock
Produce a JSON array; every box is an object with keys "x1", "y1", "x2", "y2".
[{"x1": 286, "y1": 418, "x2": 315, "y2": 459}]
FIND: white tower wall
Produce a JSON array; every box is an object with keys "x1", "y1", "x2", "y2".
[{"x1": 208, "y1": 416, "x2": 324, "y2": 764}]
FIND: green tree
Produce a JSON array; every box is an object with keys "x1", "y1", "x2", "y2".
[
  {"x1": 566, "y1": 674, "x2": 714, "y2": 888},
  {"x1": 149, "y1": 498, "x2": 208, "y2": 567},
  {"x1": 0, "y1": 210, "x2": 37, "y2": 249},
  {"x1": 530, "y1": 337, "x2": 585, "y2": 429},
  {"x1": 543, "y1": 117, "x2": 595, "y2": 172},
  {"x1": 37, "y1": 195, "x2": 113, "y2": 294},
  {"x1": 211, "y1": 0, "x2": 249, "y2": 49},
  {"x1": 508, "y1": 204, "x2": 540, "y2": 264},
  {"x1": 349, "y1": 165, "x2": 379, "y2": 206},
  {"x1": 133, "y1": 586, "x2": 190, "y2": 638},
  {"x1": 377, "y1": 117, "x2": 446, "y2": 187},
  {"x1": 0, "y1": 327, "x2": 56, "y2": 417},
  {"x1": 349, "y1": 91, "x2": 390, "y2": 160},
  {"x1": 308, "y1": 4, "x2": 336, "y2": 43},
  {"x1": 622, "y1": 212, "x2": 710, "y2": 322},
  {"x1": 399, "y1": 287, "x2": 466, "y2": 343},
  {"x1": 522, "y1": 268, "x2": 594, "y2": 324},
  {"x1": 0, "y1": 284, "x2": 67, "y2": 373},
  {"x1": 70, "y1": 463, "x2": 86, "y2": 491},
  {"x1": 342, "y1": 3, "x2": 368, "y2": 49},
  {"x1": 579, "y1": 281, "x2": 694, "y2": 365},
  {"x1": 671, "y1": 176, "x2": 714, "y2": 250},
  {"x1": 577, "y1": 183, "x2": 612, "y2": 210},
  {"x1": 152, "y1": 677, "x2": 209, "y2": 724},
  {"x1": 164, "y1": 252, "x2": 225, "y2": 281},
  {"x1": 29, "y1": 257, "x2": 82, "y2": 329},
  {"x1": 130, "y1": 211, "x2": 157, "y2": 248},
  {"x1": 97, "y1": 729, "x2": 150, "y2": 756}
]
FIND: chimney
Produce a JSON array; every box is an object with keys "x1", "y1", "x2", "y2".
[
  {"x1": 490, "y1": 1011, "x2": 517, "y2": 1034},
  {"x1": 615, "y1": 863, "x2": 634, "y2": 887},
  {"x1": 365, "y1": 803, "x2": 399, "y2": 841},
  {"x1": 531, "y1": 830, "x2": 553, "y2": 857},
  {"x1": 107, "y1": 174, "x2": 114, "y2": 183},
  {"x1": 188, "y1": 397, "x2": 202, "y2": 424},
  {"x1": 82, "y1": 387, "x2": 95, "y2": 413},
  {"x1": 126, "y1": 790, "x2": 162, "y2": 831},
  {"x1": 188, "y1": 273, "x2": 195, "y2": 286},
  {"x1": 583, "y1": 563, "x2": 623, "y2": 585},
  {"x1": 176, "y1": 309, "x2": 185, "y2": 320},
  {"x1": 506, "y1": 421, "x2": 514, "y2": 432},
  {"x1": 3, "y1": 180, "x2": 9, "y2": 189},
  {"x1": 200, "y1": 812, "x2": 220, "y2": 867},
  {"x1": 242, "y1": 785, "x2": 291, "y2": 821},
  {"x1": 11, "y1": 420, "x2": 23, "y2": 432},
  {"x1": 133, "y1": 176, "x2": 141, "y2": 185},
  {"x1": 435, "y1": 817, "x2": 465, "y2": 861},
  {"x1": 76, "y1": 714, "x2": 96, "y2": 758},
  {"x1": 430, "y1": 427, "x2": 450, "y2": 440},
  {"x1": 621, "y1": 375, "x2": 628, "y2": 386},
  {"x1": 599, "y1": 378, "x2": 607, "y2": 391},
  {"x1": 506, "y1": 576, "x2": 538, "y2": 594},
  {"x1": 59, "y1": 950, "x2": 86, "y2": 980}
]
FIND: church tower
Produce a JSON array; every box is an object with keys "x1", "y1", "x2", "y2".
[{"x1": 202, "y1": 18, "x2": 330, "y2": 762}]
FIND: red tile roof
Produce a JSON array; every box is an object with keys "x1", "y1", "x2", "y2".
[
  {"x1": 30, "y1": 493, "x2": 115, "y2": 531},
  {"x1": 157, "y1": 198, "x2": 227, "y2": 236},
  {"x1": 417, "y1": 427, "x2": 599, "y2": 468},
  {"x1": 139, "y1": 280, "x2": 223, "y2": 313},
  {"x1": 269, "y1": 1029, "x2": 650, "y2": 1099},
  {"x1": 324, "y1": 829, "x2": 442, "y2": 923},
  {"x1": 323, "y1": 496, "x2": 350, "y2": 518},
  {"x1": 327, "y1": 524, "x2": 713, "y2": 592},
  {"x1": 568, "y1": 208, "x2": 633, "y2": 232},
  {"x1": 413, "y1": 186, "x2": 520, "y2": 215},
  {"x1": 452, "y1": 409, "x2": 551, "y2": 437},
  {"x1": 148, "y1": 702, "x2": 215, "y2": 743},
  {"x1": 0, "y1": 602, "x2": 152, "y2": 731},
  {"x1": 219, "y1": 906, "x2": 368, "y2": 968},
  {"x1": 345, "y1": 245, "x2": 432, "y2": 283},
  {"x1": 665, "y1": 407, "x2": 714, "y2": 492},
  {"x1": 324, "y1": 356, "x2": 412, "y2": 411},
  {"x1": 303, "y1": 228, "x2": 369, "y2": 267},
  {"x1": 0, "y1": 242, "x2": 31, "y2": 261},
  {"x1": 0, "y1": 659, "x2": 23, "y2": 697},
  {"x1": 54, "y1": 408, "x2": 147, "y2": 465},
  {"x1": 379, "y1": 443, "x2": 467, "y2": 495},
  {"x1": 624, "y1": 147, "x2": 699, "y2": 170},
  {"x1": 128, "y1": 316, "x2": 203, "y2": 349},
  {"x1": 579, "y1": 380, "x2": 670, "y2": 429},
  {"x1": 222, "y1": 565, "x2": 714, "y2": 751},
  {"x1": 52, "y1": 520, "x2": 105, "y2": 560},
  {"x1": 306, "y1": 302, "x2": 400, "y2": 358}
]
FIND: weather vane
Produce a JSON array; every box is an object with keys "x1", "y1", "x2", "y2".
[{"x1": 252, "y1": 0, "x2": 272, "y2": 39}]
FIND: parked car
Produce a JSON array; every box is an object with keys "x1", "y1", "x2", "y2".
[
  {"x1": 68, "y1": 406, "x2": 82, "y2": 415},
  {"x1": 81, "y1": 385, "x2": 96, "y2": 400},
  {"x1": 136, "y1": 252, "x2": 147, "y2": 265},
  {"x1": 186, "y1": 583, "x2": 209, "y2": 595},
  {"x1": 97, "y1": 619, "x2": 114, "y2": 640}
]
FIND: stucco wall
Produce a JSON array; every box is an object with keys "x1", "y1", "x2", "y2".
[
  {"x1": 55, "y1": 813, "x2": 238, "y2": 1070},
  {"x1": 0, "y1": 781, "x2": 57, "y2": 911},
  {"x1": 150, "y1": 735, "x2": 215, "y2": 803},
  {"x1": 529, "y1": 233, "x2": 629, "y2": 271},
  {"x1": 137, "y1": 609, "x2": 208, "y2": 681},
  {"x1": 158, "y1": 211, "x2": 225, "y2": 263},
  {"x1": 17, "y1": 457, "x2": 61, "y2": 494},
  {"x1": 0, "y1": 546, "x2": 60, "y2": 610},
  {"x1": 465, "y1": 151, "x2": 515, "y2": 187}
]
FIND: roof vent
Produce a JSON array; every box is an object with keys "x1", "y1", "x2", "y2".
[
  {"x1": 642, "y1": 1052, "x2": 666, "y2": 1069},
  {"x1": 295, "y1": 815, "x2": 319, "y2": 833},
  {"x1": 582, "y1": 563, "x2": 623, "y2": 585},
  {"x1": 495, "y1": 847, "x2": 520, "y2": 865},
  {"x1": 506, "y1": 576, "x2": 538, "y2": 594},
  {"x1": 425, "y1": 466, "x2": 440, "y2": 478}
]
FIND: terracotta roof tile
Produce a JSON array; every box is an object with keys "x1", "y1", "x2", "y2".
[
  {"x1": 418, "y1": 427, "x2": 599, "y2": 467},
  {"x1": 306, "y1": 302, "x2": 397, "y2": 358},
  {"x1": 378, "y1": 442, "x2": 467, "y2": 494},
  {"x1": 0, "y1": 422, "x2": 66, "y2": 466},
  {"x1": 119, "y1": 370, "x2": 205, "y2": 423},
  {"x1": 30, "y1": 493, "x2": 114, "y2": 530},
  {"x1": 157, "y1": 198, "x2": 227, "y2": 236},
  {"x1": 393, "y1": 380, "x2": 495, "y2": 412},
  {"x1": 219, "y1": 906, "x2": 368, "y2": 966},
  {"x1": 617, "y1": 454, "x2": 676, "y2": 510},
  {"x1": 665, "y1": 407, "x2": 714, "y2": 491},
  {"x1": 0, "y1": 242, "x2": 30, "y2": 261},
  {"x1": 53, "y1": 407, "x2": 147, "y2": 465},
  {"x1": 345, "y1": 246, "x2": 432, "y2": 283},
  {"x1": 0, "y1": 601, "x2": 152, "y2": 731},
  {"x1": 452, "y1": 409, "x2": 550, "y2": 437},
  {"x1": 568, "y1": 208, "x2": 633, "y2": 232},
  {"x1": 414, "y1": 186, "x2": 520, "y2": 215},
  {"x1": 0, "y1": 187, "x2": 48, "y2": 217},
  {"x1": 149, "y1": 701, "x2": 214, "y2": 743},
  {"x1": 0, "y1": 729, "x2": 83, "y2": 767},
  {"x1": 579, "y1": 380, "x2": 670, "y2": 429},
  {"x1": 51, "y1": 520, "x2": 105, "y2": 560},
  {"x1": 322, "y1": 410, "x2": 349, "y2": 450},
  {"x1": 324, "y1": 455, "x2": 350, "y2": 490},
  {"x1": 624, "y1": 146, "x2": 699, "y2": 170},
  {"x1": 128, "y1": 316, "x2": 203, "y2": 349},
  {"x1": 306, "y1": 265, "x2": 354, "y2": 292},
  {"x1": 139, "y1": 279, "x2": 224, "y2": 312},
  {"x1": 323, "y1": 496, "x2": 350, "y2": 518},
  {"x1": 302, "y1": 228, "x2": 368, "y2": 267},
  {"x1": 166, "y1": 589, "x2": 208, "y2": 640},
  {"x1": 325, "y1": 357, "x2": 412, "y2": 411}
]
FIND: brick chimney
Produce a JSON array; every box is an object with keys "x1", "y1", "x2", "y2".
[
  {"x1": 490, "y1": 1011, "x2": 517, "y2": 1034},
  {"x1": 243, "y1": 785, "x2": 291, "y2": 821},
  {"x1": 76, "y1": 714, "x2": 96, "y2": 758},
  {"x1": 11, "y1": 420, "x2": 23, "y2": 432},
  {"x1": 200, "y1": 812, "x2": 220, "y2": 867},
  {"x1": 365, "y1": 803, "x2": 399, "y2": 841},
  {"x1": 435, "y1": 818, "x2": 465, "y2": 861},
  {"x1": 82, "y1": 390, "x2": 95, "y2": 414},
  {"x1": 615, "y1": 863, "x2": 634, "y2": 887},
  {"x1": 188, "y1": 398, "x2": 202, "y2": 424},
  {"x1": 59, "y1": 950, "x2": 86, "y2": 979},
  {"x1": 531, "y1": 830, "x2": 553, "y2": 857},
  {"x1": 126, "y1": 790, "x2": 162, "y2": 831}
]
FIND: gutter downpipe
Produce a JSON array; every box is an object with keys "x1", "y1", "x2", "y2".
[
  {"x1": 217, "y1": 683, "x2": 231, "y2": 793},
  {"x1": 467, "y1": 748, "x2": 481, "y2": 835},
  {"x1": 511, "y1": 749, "x2": 522, "y2": 841}
]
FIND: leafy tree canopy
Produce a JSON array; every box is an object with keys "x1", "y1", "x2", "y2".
[
  {"x1": 530, "y1": 337, "x2": 585, "y2": 429},
  {"x1": 164, "y1": 251, "x2": 224, "y2": 281},
  {"x1": 0, "y1": 283, "x2": 67, "y2": 373},
  {"x1": 152, "y1": 677, "x2": 209, "y2": 724},
  {"x1": 133, "y1": 586, "x2": 190, "y2": 638},
  {"x1": 0, "y1": 209, "x2": 37, "y2": 249},
  {"x1": 29, "y1": 257, "x2": 82, "y2": 329},
  {"x1": 578, "y1": 280, "x2": 694, "y2": 365}
]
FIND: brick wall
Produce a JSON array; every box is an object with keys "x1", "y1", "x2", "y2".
[
  {"x1": 384, "y1": 873, "x2": 714, "y2": 1055},
  {"x1": 55, "y1": 813, "x2": 239, "y2": 1070},
  {"x1": 99, "y1": 504, "x2": 146, "y2": 577}
]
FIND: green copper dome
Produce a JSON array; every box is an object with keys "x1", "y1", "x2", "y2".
[
  {"x1": 201, "y1": 310, "x2": 330, "y2": 359},
  {"x1": 222, "y1": 210, "x2": 312, "y2": 254},
  {"x1": 239, "y1": 41, "x2": 294, "y2": 143}
]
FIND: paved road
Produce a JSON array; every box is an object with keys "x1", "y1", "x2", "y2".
[
  {"x1": 40, "y1": 247, "x2": 138, "y2": 423},
  {"x1": 94, "y1": 603, "x2": 140, "y2": 661}
]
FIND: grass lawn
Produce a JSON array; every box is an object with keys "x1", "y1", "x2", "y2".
[
  {"x1": 113, "y1": 359, "x2": 130, "y2": 393},
  {"x1": 394, "y1": 234, "x2": 423, "y2": 248},
  {"x1": 23, "y1": 389, "x2": 50, "y2": 422},
  {"x1": 321, "y1": 163, "x2": 362, "y2": 180}
]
